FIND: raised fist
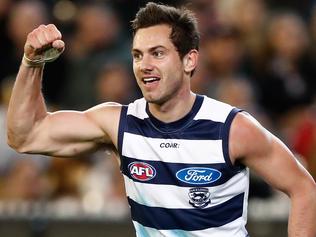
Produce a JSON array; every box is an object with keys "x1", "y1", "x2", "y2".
[{"x1": 23, "y1": 24, "x2": 65, "y2": 66}]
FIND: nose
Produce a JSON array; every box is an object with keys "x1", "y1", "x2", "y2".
[{"x1": 139, "y1": 54, "x2": 154, "y2": 73}]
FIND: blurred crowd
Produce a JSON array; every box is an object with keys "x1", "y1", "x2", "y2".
[{"x1": 0, "y1": 0, "x2": 316, "y2": 219}]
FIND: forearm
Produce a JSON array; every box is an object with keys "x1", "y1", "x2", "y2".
[
  {"x1": 288, "y1": 183, "x2": 316, "y2": 237},
  {"x1": 7, "y1": 62, "x2": 48, "y2": 149}
]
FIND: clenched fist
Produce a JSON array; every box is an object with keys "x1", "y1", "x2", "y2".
[{"x1": 23, "y1": 24, "x2": 65, "y2": 67}]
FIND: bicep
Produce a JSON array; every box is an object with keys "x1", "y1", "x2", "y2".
[{"x1": 22, "y1": 104, "x2": 121, "y2": 157}]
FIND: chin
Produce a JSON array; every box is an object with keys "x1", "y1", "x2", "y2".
[
  {"x1": 143, "y1": 94, "x2": 160, "y2": 103},
  {"x1": 145, "y1": 96, "x2": 168, "y2": 106},
  {"x1": 144, "y1": 96, "x2": 158, "y2": 103}
]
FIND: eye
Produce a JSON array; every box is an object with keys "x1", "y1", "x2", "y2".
[
  {"x1": 132, "y1": 52, "x2": 142, "y2": 61},
  {"x1": 153, "y1": 50, "x2": 164, "y2": 58}
]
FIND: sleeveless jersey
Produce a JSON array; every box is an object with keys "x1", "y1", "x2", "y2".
[{"x1": 118, "y1": 95, "x2": 250, "y2": 237}]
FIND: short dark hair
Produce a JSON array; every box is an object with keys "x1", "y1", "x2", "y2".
[{"x1": 131, "y1": 2, "x2": 200, "y2": 59}]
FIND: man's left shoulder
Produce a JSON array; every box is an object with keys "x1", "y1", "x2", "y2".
[
  {"x1": 197, "y1": 96, "x2": 237, "y2": 122},
  {"x1": 230, "y1": 112, "x2": 271, "y2": 160}
]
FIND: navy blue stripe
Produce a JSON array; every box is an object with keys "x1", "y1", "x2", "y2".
[
  {"x1": 122, "y1": 156, "x2": 239, "y2": 187},
  {"x1": 126, "y1": 117, "x2": 223, "y2": 140},
  {"x1": 145, "y1": 95, "x2": 204, "y2": 132},
  {"x1": 221, "y1": 108, "x2": 243, "y2": 169},
  {"x1": 118, "y1": 105, "x2": 128, "y2": 163},
  {"x1": 128, "y1": 192, "x2": 244, "y2": 231}
]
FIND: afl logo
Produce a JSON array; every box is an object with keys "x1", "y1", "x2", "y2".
[
  {"x1": 176, "y1": 167, "x2": 221, "y2": 185},
  {"x1": 129, "y1": 162, "x2": 156, "y2": 181}
]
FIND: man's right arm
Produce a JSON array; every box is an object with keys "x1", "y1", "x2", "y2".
[{"x1": 7, "y1": 24, "x2": 121, "y2": 157}]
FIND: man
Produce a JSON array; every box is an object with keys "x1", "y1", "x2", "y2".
[{"x1": 6, "y1": 2, "x2": 316, "y2": 237}]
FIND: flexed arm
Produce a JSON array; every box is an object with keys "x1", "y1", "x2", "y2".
[
  {"x1": 7, "y1": 24, "x2": 121, "y2": 157},
  {"x1": 7, "y1": 24, "x2": 64, "y2": 150}
]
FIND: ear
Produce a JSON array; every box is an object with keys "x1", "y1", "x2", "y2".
[{"x1": 183, "y1": 49, "x2": 199, "y2": 75}]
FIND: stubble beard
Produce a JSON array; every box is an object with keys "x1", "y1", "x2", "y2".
[
  {"x1": 143, "y1": 92, "x2": 168, "y2": 105},
  {"x1": 143, "y1": 81, "x2": 183, "y2": 106}
]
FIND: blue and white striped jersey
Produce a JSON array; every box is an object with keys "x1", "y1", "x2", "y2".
[{"x1": 118, "y1": 95, "x2": 249, "y2": 237}]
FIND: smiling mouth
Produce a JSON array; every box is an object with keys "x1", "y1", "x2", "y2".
[{"x1": 142, "y1": 77, "x2": 160, "y2": 84}]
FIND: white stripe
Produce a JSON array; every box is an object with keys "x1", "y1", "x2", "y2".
[
  {"x1": 122, "y1": 133, "x2": 225, "y2": 164},
  {"x1": 124, "y1": 169, "x2": 249, "y2": 209},
  {"x1": 194, "y1": 96, "x2": 233, "y2": 122},
  {"x1": 127, "y1": 98, "x2": 148, "y2": 119},
  {"x1": 241, "y1": 169, "x2": 250, "y2": 227},
  {"x1": 133, "y1": 217, "x2": 248, "y2": 237}
]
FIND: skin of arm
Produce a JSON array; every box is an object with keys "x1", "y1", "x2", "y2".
[
  {"x1": 7, "y1": 24, "x2": 121, "y2": 157},
  {"x1": 230, "y1": 112, "x2": 316, "y2": 237}
]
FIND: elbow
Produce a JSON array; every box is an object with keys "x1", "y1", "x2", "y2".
[
  {"x1": 291, "y1": 178, "x2": 316, "y2": 204},
  {"x1": 6, "y1": 131, "x2": 28, "y2": 153},
  {"x1": 6, "y1": 115, "x2": 48, "y2": 154}
]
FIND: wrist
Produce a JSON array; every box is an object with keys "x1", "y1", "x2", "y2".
[{"x1": 22, "y1": 54, "x2": 45, "y2": 67}]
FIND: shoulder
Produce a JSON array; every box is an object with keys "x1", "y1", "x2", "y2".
[
  {"x1": 229, "y1": 112, "x2": 273, "y2": 164},
  {"x1": 82, "y1": 102, "x2": 124, "y2": 146},
  {"x1": 85, "y1": 102, "x2": 123, "y2": 129},
  {"x1": 122, "y1": 97, "x2": 148, "y2": 120},
  {"x1": 86, "y1": 98, "x2": 146, "y2": 121},
  {"x1": 85, "y1": 102, "x2": 123, "y2": 117},
  {"x1": 195, "y1": 96, "x2": 235, "y2": 122}
]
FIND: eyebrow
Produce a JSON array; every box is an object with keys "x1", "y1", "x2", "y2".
[{"x1": 131, "y1": 45, "x2": 167, "y2": 54}]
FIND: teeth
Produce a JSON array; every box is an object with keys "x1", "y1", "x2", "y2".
[{"x1": 143, "y1": 77, "x2": 159, "y2": 82}]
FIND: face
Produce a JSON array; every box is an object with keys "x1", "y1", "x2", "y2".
[{"x1": 132, "y1": 24, "x2": 187, "y2": 105}]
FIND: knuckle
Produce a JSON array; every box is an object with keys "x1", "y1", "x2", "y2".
[
  {"x1": 38, "y1": 24, "x2": 46, "y2": 29},
  {"x1": 47, "y1": 24, "x2": 61, "y2": 39},
  {"x1": 27, "y1": 31, "x2": 33, "y2": 39},
  {"x1": 47, "y1": 23, "x2": 56, "y2": 29},
  {"x1": 33, "y1": 27, "x2": 41, "y2": 35},
  {"x1": 27, "y1": 32, "x2": 37, "y2": 44},
  {"x1": 56, "y1": 31, "x2": 62, "y2": 39},
  {"x1": 37, "y1": 24, "x2": 46, "y2": 32},
  {"x1": 30, "y1": 28, "x2": 38, "y2": 35}
]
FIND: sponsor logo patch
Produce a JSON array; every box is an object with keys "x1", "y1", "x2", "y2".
[
  {"x1": 176, "y1": 167, "x2": 222, "y2": 185},
  {"x1": 128, "y1": 162, "x2": 156, "y2": 181},
  {"x1": 188, "y1": 187, "x2": 211, "y2": 208},
  {"x1": 160, "y1": 142, "x2": 180, "y2": 148}
]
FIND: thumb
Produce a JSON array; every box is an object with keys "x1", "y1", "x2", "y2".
[{"x1": 52, "y1": 39, "x2": 65, "y2": 52}]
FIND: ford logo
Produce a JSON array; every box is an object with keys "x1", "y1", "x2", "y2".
[{"x1": 176, "y1": 167, "x2": 221, "y2": 185}]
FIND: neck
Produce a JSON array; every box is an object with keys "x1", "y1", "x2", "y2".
[{"x1": 148, "y1": 91, "x2": 196, "y2": 123}]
